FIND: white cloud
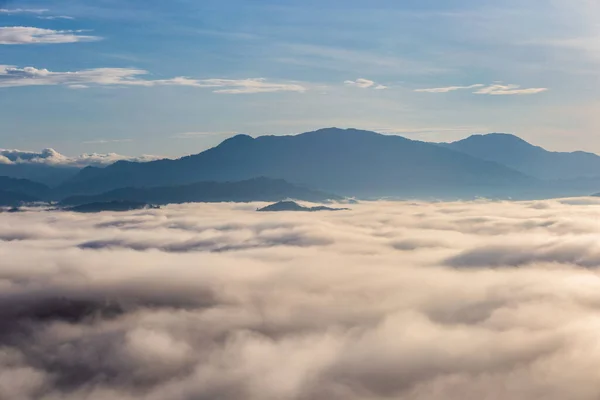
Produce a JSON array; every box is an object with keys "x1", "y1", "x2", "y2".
[
  {"x1": 415, "y1": 84, "x2": 485, "y2": 93},
  {"x1": 474, "y1": 84, "x2": 549, "y2": 96},
  {"x1": 345, "y1": 78, "x2": 388, "y2": 90},
  {"x1": 0, "y1": 66, "x2": 308, "y2": 94},
  {"x1": 345, "y1": 78, "x2": 375, "y2": 88},
  {"x1": 0, "y1": 8, "x2": 48, "y2": 14},
  {"x1": 0, "y1": 148, "x2": 162, "y2": 167},
  {"x1": 0, "y1": 27, "x2": 100, "y2": 45},
  {"x1": 415, "y1": 83, "x2": 548, "y2": 95},
  {"x1": 3, "y1": 199, "x2": 600, "y2": 398},
  {"x1": 37, "y1": 16, "x2": 75, "y2": 20}
]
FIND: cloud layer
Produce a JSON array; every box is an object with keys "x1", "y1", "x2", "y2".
[
  {"x1": 0, "y1": 148, "x2": 161, "y2": 167},
  {"x1": 2, "y1": 199, "x2": 600, "y2": 399},
  {"x1": 0, "y1": 66, "x2": 308, "y2": 93}
]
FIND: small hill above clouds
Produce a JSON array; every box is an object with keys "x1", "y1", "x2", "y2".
[
  {"x1": 58, "y1": 128, "x2": 538, "y2": 199},
  {"x1": 257, "y1": 201, "x2": 349, "y2": 212},
  {"x1": 440, "y1": 133, "x2": 600, "y2": 181}
]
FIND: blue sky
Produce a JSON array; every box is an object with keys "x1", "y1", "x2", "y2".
[{"x1": 0, "y1": 0, "x2": 599, "y2": 157}]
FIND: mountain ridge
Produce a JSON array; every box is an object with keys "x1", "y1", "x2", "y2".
[
  {"x1": 441, "y1": 133, "x2": 600, "y2": 180},
  {"x1": 58, "y1": 128, "x2": 537, "y2": 199}
]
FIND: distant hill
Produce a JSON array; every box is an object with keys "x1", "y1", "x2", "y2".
[
  {"x1": 0, "y1": 189, "x2": 41, "y2": 206},
  {"x1": 0, "y1": 164, "x2": 79, "y2": 187},
  {"x1": 0, "y1": 176, "x2": 50, "y2": 198},
  {"x1": 58, "y1": 128, "x2": 537, "y2": 199},
  {"x1": 60, "y1": 177, "x2": 340, "y2": 206},
  {"x1": 440, "y1": 133, "x2": 600, "y2": 180},
  {"x1": 258, "y1": 201, "x2": 349, "y2": 212},
  {"x1": 66, "y1": 201, "x2": 156, "y2": 213}
]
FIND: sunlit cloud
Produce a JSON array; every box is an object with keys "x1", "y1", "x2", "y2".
[{"x1": 2, "y1": 199, "x2": 600, "y2": 398}]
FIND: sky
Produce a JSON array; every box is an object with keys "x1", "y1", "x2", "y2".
[{"x1": 0, "y1": 0, "x2": 599, "y2": 157}]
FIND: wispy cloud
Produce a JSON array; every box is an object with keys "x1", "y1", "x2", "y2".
[
  {"x1": 0, "y1": 27, "x2": 100, "y2": 45},
  {"x1": 345, "y1": 78, "x2": 388, "y2": 90},
  {"x1": 474, "y1": 84, "x2": 549, "y2": 96},
  {"x1": 37, "y1": 16, "x2": 74, "y2": 21},
  {"x1": 82, "y1": 139, "x2": 134, "y2": 145},
  {"x1": 0, "y1": 66, "x2": 308, "y2": 94},
  {"x1": 415, "y1": 84, "x2": 484, "y2": 93},
  {"x1": 0, "y1": 8, "x2": 48, "y2": 14},
  {"x1": 415, "y1": 83, "x2": 548, "y2": 96},
  {"x1": 172, "y1": 131, "x2": 239, "y2": 139}
]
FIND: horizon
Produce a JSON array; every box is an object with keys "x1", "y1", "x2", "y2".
[{"x1": 2, "y1": 0, "x2": 599, "y2": 156}]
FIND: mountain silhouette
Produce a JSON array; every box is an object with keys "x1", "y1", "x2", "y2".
[
  {"x1": 0, "y1": 176, "x2": 50, "y2": 198},
  {"x1": 441, "y1": 133, "x2": 600, "y2": 180},
  {"x1": 60, "y1": 178, "x2": 340, "y2": 206},
  {"x1": 257, "y1": 201, "x2": 349, "y2": 212},
  {"x1": 59, "y1": 128, "x2": 537, "y2": 199},
  {"x1": 0, "y1": 164, "x2": 79, "y2": 187},
  {"x1": 0, "y1": 190, "x2": 41, "y2": 206}
]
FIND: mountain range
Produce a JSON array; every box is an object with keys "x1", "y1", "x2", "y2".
[
  {"x1": 3, "y1": 128, "x2": 600, "y2": 203},
  {"x1": 56, "y1": 128, "x2": 536, "y2": 199}
]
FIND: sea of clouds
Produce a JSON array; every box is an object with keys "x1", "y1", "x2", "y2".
[{"x1": 3, "y1": 199, "x2": 600, "y2": 399}]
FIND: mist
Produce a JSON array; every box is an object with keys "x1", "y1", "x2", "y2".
[{"x1": 2, "y1": 199, "x2": 600, "y2": 399}]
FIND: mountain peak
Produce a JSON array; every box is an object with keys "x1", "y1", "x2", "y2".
[
  {"x1": 300, "y1": 127, "x2": 381, "y2": 138},
  {"x1": 219, "y1": 134, "x2": 254, "y2": 145},
  {"x1": 455, "y1": 133, "x2": 533, "y2": 146}
]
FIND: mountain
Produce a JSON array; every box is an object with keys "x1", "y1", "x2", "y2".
[
  {"x1": 440, "y1": 133, "x2": 600, "y2": 181},
  {"x1": 0, "y1": 176, "x2": 50, "y2": 198},
  {"x1": 60, "y1": 178, "x2": 341, "y2": 206},
  {"x1": 0, "y1": 164, "x2": 79, "y2": 187},
  {"x1": 258, "y1": 201, "x2": 349, "y2": 212},
  {"x1": 0, "y1": 190, "x2": 41, "y2": 206},
  {"x1": 59, "y1": 128, "x2": 538, "y2": 199}
]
